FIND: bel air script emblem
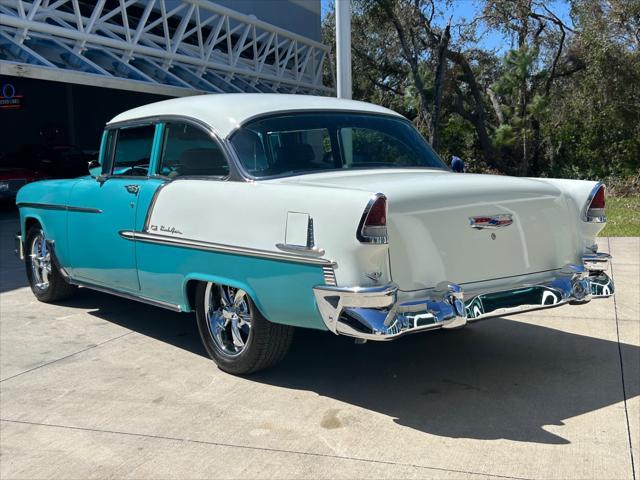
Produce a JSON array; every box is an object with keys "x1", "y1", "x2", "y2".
[
  {"x1": 469, "y1": 214, "x2": 513, "y2": 230},
  {"x1": 150, "y1": 224, "x2": 183, "y2": 235}
]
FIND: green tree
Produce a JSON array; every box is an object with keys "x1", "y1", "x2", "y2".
[{"x1": 321, "y1": 0, "x2": 640, "y2": 180}]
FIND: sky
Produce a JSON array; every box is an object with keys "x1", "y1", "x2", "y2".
[{"x1": 320, "y1": 0, "x2": 573, "y2": 54}]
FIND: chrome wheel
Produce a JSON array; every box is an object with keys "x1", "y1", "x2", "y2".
[
  {"x1": 204, "y1": 284, "x2": 252, "y2": 357},
  {"x1": 29, "y1": 230, "x2": 51, "y2": 292}
]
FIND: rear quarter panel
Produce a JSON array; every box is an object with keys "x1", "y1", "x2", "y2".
[
  {"x1": 146, "y1": 179, "x2": 386, "y2": 287},
  {"x1": 535, "y1": 178, "x2": 605, "y2": 246},
  {"x1": 139, "y1": 179, "x2": 386, "y2": 327}
]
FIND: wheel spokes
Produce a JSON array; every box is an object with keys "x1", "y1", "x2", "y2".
[
  {"x1": 30, "y1": 233, "x2": 51, "y2": 290},
  {"x1": 238, "y1": 312, "x2": 252, "y2": 327},
  {"x1": 233, "y1": 289, "x2": 246, "y2": 307},
  {"x1": 230, "y1": 321, "x2": 245, "y2": 348},
  {"x1": 220, "y1": 286, "x2": 234, "y2": 308},
  {"x1": 204, "y1": 285, "x2": 252, "y2": 357},
  {"x1": 40, "y1": 262, "x2": 49, "y2": 284}
]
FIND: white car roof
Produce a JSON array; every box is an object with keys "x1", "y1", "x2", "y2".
[{"x1": 107, "y1": 93, "x2": 404, "y2": 138}]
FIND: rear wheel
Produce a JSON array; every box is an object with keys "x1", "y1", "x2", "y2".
[
  {"x1": 195, "y1": 282, "x2": 294, "y2": 375},
  {"x1": 25, "y1": 224, "x2": 76, "y2": 302}
]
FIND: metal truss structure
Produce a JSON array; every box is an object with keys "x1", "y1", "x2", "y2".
[{"x1": 0, "y1": 0, "x2": 332, "y2": 96}]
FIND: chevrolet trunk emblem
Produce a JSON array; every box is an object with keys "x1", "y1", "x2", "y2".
[{"x1": 469, "y1": 214, "x2": 514, "y2": 229}]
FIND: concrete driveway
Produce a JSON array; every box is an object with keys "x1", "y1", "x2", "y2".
[{"x1": 1, "y1": 203, "x2": 638, "y2": 479}]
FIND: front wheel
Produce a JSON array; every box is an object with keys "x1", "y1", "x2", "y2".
[
  {"x1": 25, "y1": 224, "x2": 76, "y2": 302},
  {"x1": 195, "y1": 282, "x2": 294, "y2": 375}
]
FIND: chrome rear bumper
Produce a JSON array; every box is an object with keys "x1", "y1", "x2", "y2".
[{"x1": 313, "y1": 253, "x2": 614, "y2": 341}]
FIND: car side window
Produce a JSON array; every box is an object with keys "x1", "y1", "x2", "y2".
[
  {"x1": 99, "y1": 130, "x2": 117, "y2": 175},
  {"x1": 110, "y1": 125, "x2": 155, "y2": 177},
  {"x1": 158, "y1": 123, "x2": 229, "y2": 178}
]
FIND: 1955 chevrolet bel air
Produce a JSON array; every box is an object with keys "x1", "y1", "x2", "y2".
[{"x1": 15, "y1": 94, "x2": 614, "y2": 374}]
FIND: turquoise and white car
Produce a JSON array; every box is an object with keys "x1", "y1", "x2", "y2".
[{"x1": 15, "y1": 94, "x2": 614, "y2": 374}]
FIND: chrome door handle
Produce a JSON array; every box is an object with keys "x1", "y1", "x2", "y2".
[{"x1": 125, "y1": 184, "x2": 139, "y2": 195}]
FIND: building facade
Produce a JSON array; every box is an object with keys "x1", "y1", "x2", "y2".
[{"x1": 0, "y1": 0, "x2": 329, "y2": 158}]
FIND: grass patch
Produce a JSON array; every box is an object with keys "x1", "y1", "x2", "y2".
[{"x1": 599, "y1": 196, "x2": 640, "y2": 237}]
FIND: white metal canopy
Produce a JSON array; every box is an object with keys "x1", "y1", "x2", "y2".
[{"x1": 0, "y1": 0, "x2": 332, "y2": 96}]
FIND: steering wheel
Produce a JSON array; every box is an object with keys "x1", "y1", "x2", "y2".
[{"x1": 127, "y1": 161, "x2": 149, "y2": 176}]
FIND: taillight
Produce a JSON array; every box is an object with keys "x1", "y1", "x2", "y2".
[
  {"x1": 584, "y1": 184, "x2": 606, "y2": 223},
  {"x1": 357, "y1": 194, "x2": 388, "y2": 243}
]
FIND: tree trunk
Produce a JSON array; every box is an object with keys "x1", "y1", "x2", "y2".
[
  {"x1": 530, "y1": 118, "x2": 542, "y2": 176},
  {"x1": 518, "y1": 14, "x2": 530, "y2": 176},
  {"x1": 430, "y1": 23, "x2": 450, "y2": 150},
  {"x1": 486, "y1": 87, "x2": 504, "y2": 125},
  {"x1": 382, "y1": 1, "x2": 433, "y2": 135},
  {"x1": 446, "y1": 49, "x2": 496, "y2": 165}
]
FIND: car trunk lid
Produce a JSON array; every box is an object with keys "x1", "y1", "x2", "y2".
[{"x1": 276, "y1": 170, "x2": 580, "y2": 290}]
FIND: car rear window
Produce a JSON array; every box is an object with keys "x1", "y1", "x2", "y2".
[{"x1": 229, "y1": 112, "x2": 445, "y2": 178}]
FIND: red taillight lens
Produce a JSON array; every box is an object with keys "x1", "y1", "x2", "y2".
[
  {"x1": 365, "y1": 197, "x2": 387, "y2": 226},
  {"x1": 590, "y1": 186, "x2": 605, "y2": 209},
  {"x1": 585, "y1": 184, "x2": 606, "y2": 222},
  {"x1": 358, "y1": 195, "x2": 388, "y2": 243}
]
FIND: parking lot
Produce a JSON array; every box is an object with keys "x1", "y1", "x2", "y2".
[{"x1": 1, "y1": 203, "x2": 638, "y2": 479}]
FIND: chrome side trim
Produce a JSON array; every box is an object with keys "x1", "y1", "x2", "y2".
[
  {"x1": 66, "y1": 205, "x2": 102, "y2": 213},
  {"x1": 16, "y1": 202, "x2": 102, "y2": 213},
  {"x1": 313, "y1": 263, "x2": 614, "y2": 341},
  {"x1": 143, "y1": 181, "x2": 170, "y2": 231},
  {"x1": 275, "y1": 243, "x2": 326, "y2": 256},
  {"x1": 582, "y1": 182, "x2": 606, "y2": 223},
  {"x1": 70, "y1": 279, "x2": 182, "y2": 312},
  {"x1": 14, "y1": 233, "x2": 24, "y2": 260},
  {"x1": 119, "y1": 230, "x2": 335, "y2": 266}
]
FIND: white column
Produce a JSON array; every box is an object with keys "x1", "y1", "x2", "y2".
[{"x1": 335, "y1": 0, "x2": 352, "y2": 99}]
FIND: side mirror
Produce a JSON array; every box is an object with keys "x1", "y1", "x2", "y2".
[
  {"x1": 88, "y1": 159, "x2": 101, "y2": 178},
  {"x1": 451, "y1": 156, "x2": 465, "y2": 173}
]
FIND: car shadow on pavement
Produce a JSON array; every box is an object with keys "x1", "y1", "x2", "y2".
[
  {"x1": 59, "y1": 288, "x2": 639, "y2": 445},
  {"x1": 60, "y1": 288, "x2": 208, "y2": 358},
  {"x1": 257, "y1": 324, "x2": 640, "y2": 445}
]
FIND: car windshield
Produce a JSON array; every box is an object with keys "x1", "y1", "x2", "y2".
[{"x1": 229, "y1": 112, "x2": 446, "y2": 178}]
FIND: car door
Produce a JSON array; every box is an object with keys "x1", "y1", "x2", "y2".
[
  {"x1": 134, "y1": 120, "x2": 231, "y2": 302},
  {"x1": 68, "y1": 123, "x2": 160, "y2": 291}
]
